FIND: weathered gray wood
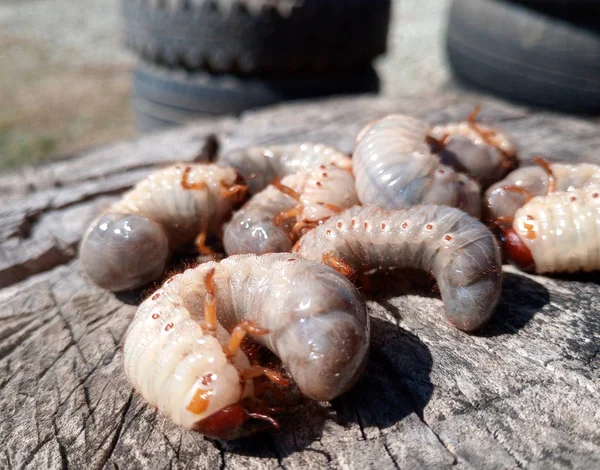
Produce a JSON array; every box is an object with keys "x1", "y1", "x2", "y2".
[{"x1": 1, "y1": 95, "x2": 599, "y2": 469}]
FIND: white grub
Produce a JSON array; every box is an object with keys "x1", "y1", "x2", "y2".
[
  {"x1": 224, "y1": 160, "x2": 359, "y2": 255},
  {"x1": 124, "y1": 253, "x2": 369, "y2": 438},
  {"x1": 79, "y1": 163, "x2": 245, "y2": 291},
  {"x1": 294, "y1": 205, "x2": 502, "y2": 332},
  {"x1": 353, "y1": 114, "x2": 482, "y2": 217}
]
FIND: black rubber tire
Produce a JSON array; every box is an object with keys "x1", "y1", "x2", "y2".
[
  {"x1": 132, "y1": 61, "x2": 380, "y2": 133},
  {"x1": 446, "y1": 0, "x2": 600, "y2": 114},
  {"x1": 123, "y1": 0, "x2": 391, "y2": 75}
]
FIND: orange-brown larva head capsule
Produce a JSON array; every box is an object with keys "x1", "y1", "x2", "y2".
[
  {"x1": 501, "y1": 228, "x2": 535, "y2": 272},
  {"x1": 194, "y1": 404, "x2": 248, "y2": 440}
]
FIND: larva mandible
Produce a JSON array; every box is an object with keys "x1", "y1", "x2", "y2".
[
  {"x1": 219, "y1": 142, "x2": 351, "y2": 195},
  {"x1": 293, "y1": 205, "x2": 503, "y2": 332},
  {"x1": 223, "y1": 161, "x2": 358, "y2": 255},
  {"x1": 485, "y1": 159, "x2": 600, "y2": 273},
  {"x1": 79, "y1": 163, "x2": 247, "y2": 292},
  {"x1": 352, "y1": 114, "x2": 482, "y2": 218},
  {"x1": 123, "y1": 253, "x2": 369, "y2": 439},
  {"x1": 428, "y1": 106, "x2": 518, "y2": 188}
]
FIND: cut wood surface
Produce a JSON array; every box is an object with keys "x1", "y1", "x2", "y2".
[{"x1": 1, "y1": 95, "x2": 599, "y2": 469}]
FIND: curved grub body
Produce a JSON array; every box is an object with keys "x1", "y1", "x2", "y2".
[
  {"x1": 485, "y1": 163, "x2": 600, "y2": 222},
  {"x1": 430, "y1": 119, "x2": 518, "y2": 188},
  {"x1": 219, "y1": 143, "x2": 351, "y2": 195},
  {"x1": 294, "y1": 205, "x2": 503, "y2": 332},
  {"x1": 80, "y1": 164, "x2": 243, "y2": 292},
  {"x1": 124, "y1": 253, "x2": 369, "y2": 437},
  {"x1": 512, "y1": 188, "x2": 600, "y2": 273},
  {"x1": 224, "y1": 161, "x2": 358, "y2": 255},
  {"x1": 353, "y1": 115, "x2": 482, "y2": 217}
]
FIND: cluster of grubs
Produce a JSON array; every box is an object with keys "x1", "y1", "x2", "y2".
[{"x1": 79, "y1": 107, "x2": 600, "y2": 440}]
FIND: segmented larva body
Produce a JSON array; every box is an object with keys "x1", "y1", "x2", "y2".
[
  {"x1": 80, "y1": 164, "x2": 245, "y2": 292},
  {"x1": 485, "y1": 163, "x2": 600, "y2": 222},
  {"x1": 512, "y1": 188, "x2": 600, "y2": 273},
  {"x1": 219, "y1": 143, "x2": 351, "y2": 195},
  {"x1": 353, "y1": 115, "x2": 482, "y2": 218},
  {"x1": 294, "y1": 205, "x2": 502, "y2": 332},
  {"x1": 223, "y1": 161, "x2": 358, "y2": 255},
  {"x1": 124, "y1": 254, "x2": 369, "y2": 438},
  {"x1": 429, "y1": 119, "x2": 518, "y2": 188}
]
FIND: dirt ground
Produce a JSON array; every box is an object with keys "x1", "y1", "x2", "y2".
[{"x1": 0, "y1": 0, "x2": 451, "y2": 170}]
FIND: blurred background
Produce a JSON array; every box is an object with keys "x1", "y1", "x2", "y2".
[
  {"x1": 0, "y1": 0, "x2": 451, "y2": 170},
  {"x1": 1, "y1": 0, "x2": 598, "y2": 170}
]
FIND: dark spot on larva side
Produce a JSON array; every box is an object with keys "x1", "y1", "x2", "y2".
[
  {"x1": 401, "y1": 222, "x2": 408, "y2": 229},
  {"x1": 201, "y1": 373, "x2": 216, "y2": 386},
  {"x1": 570, "y1": 196, "x2": 577, "y2": 202},
  {"x1": 351, "y1": 219, "x2": 356, "y2": 227},
  {"x1": 319, "y1": 165, "x2": 326, "y2": 170},
  {"x1": 322, "y1": 172, "x2": 328, "y2": 178},
  {"x1": 438, "y1": 169, "x2": 445, "y2": 174},
  {"x1": 287, "y1": 257, "x2": 297, "y2": 262},
  {"x1": 426, "y1": 224, "x2": 433, "y2": 230},
  {"x1": 444, "y1": 235, "x2": 452, "y2": 241},
  {"x1": 363, "y1": 222, "x2": 369, "y2": 229},
  {"x1": 152, "y1": 293, "x2": 161, "y2": 301},
  {"x1": 337, "y1": 221, "x2": 343, "y2": 229},
  {"x1": 165, "y1": 322, "x2": 174, "y2": 332},
  {"x1": 526, "y1": 215, "x2": 534, "y2": 220},
  {"x1": 593, "y1": 193, "x2": 598, "y2": 198},
  {"x1": 380, "y1": 222, "x2": 387, "y2": 230},
  {"x1": 152, "y1": 313, "x2": 160, "y2": 319},
  {"x1": 316, "y1": 181, "x2": 323, "y2": 187},
  {"x1": 326, "y1": 229, "x2": 332, "y2": 236}
]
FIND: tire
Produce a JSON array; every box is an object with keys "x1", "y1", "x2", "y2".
[
  {"x1": 123, "y1": 0, "x2": 391, "y2": 75},
  {"x1": 446, "y1": 0, "x2": 600, "y2": 114},
  {"x1": 133, "y1": 61, "x2": 380, "y2": 133}
]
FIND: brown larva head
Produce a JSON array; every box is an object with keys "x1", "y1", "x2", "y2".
[
  {"x1": 79, "y1": 213, "x2": 170, "y2": 291},
  {"x1": 194, "y1": 404, "x2": 248, "y2": 440},
  {"x1": 499, "y1": 227, "x2": 535, "y2": 272}
]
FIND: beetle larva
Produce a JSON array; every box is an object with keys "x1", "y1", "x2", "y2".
[
  {"x1": 293, "y1": 205, "x2": 503, "y2": 332},
  {"x1": 485, "y1": 160, "x2": 600, "y2": 222},
  {"x1": 353, "y1": 114, "x2": 482, "y2": 217},
  {"x1": 428, "y1": 106, "x2": 518, "y2": 188},
  {"x1": 223, "y1": 161, "x2": 358, "y2": 255},
  {"x1": 485, "y1": 160, "x2": 600, "y2": 273},
  {"x1": 219, "y1": 142, "x2": 351, "y2": 195},
  {"x1": 79, "y1": 164, "x2": 247, "y2": 292},
  {"x1": 123, "y1": 253, "x2": 369, "y2": 439}
]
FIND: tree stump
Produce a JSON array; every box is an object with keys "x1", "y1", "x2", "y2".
[{"x1": 1, "y1": 95, "x2": 599, "y2": 469}]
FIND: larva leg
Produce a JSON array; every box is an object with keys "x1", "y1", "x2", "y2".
[
  {"x1": 242, "y1": 365, "x2": 290, "y2": 387},
  {"x1": 533, "y1": 156, "x2": 557, "y2": 193},
  {"x1": 503, "y1": 185, "x2": 533, "y2": 201},
  {"x1": 274, "y1": 206, "x2": 302, "y2": 227},
  {"x1": 271, "y1": 179, "x2": 301, "y2": 201},
  {"x1": 195, "y1": 231, "x2": 216, "y2": 256},
  {"x1": 203, "y1": 268, "x2": 217, "y2": 333},
  {"x1": 322, "y1": 252, "x2": 354, "y2": 278},
  {"x1": 220, "y1": 181, "x2": 247, "y2": 203},
  {"x1": 225, "y1": 320, "x2": 269, "y2": 357},
  {"x1": 181, "y1": 167, "x2": 208, "y2": 190}
]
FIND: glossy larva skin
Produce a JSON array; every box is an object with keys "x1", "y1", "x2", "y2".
[
  {"x1": 124, "y1": 254, "x2": 369, "y2": 433},
  {"x1": 219, "y1": 143, "x2": 351, "y2": 195},
  {"x1": 430, "y1": 122, "x2": 517, "y2": 188},
  {"x1": 513, "y1": 188, "x2": 600, "y2": 273},
  {"x1": 223, "y1": 162, "x2": 358, "y2": 255},
  {"x1": 353, "y1": 115, "x2": 482, "y2": 218},
  {"x1": 80, "y1": 164, "x2": 240, "y2": 292},
  {"x1": 294, "y1": 205, "x2": 502, "y2": 332},
  {"x1": 485, "y1": 163, "x2": 600, "y2": 222}
]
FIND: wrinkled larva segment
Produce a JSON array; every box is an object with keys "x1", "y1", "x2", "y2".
[
  {"x1": 430, "y1": 121, "x2": 518, "y2": 188},
  {"x1": 353, "y1": 115, "x2": 482, "y2": 218},
  {"x1": 219, "y1": 143, "x2": 351, "y2": 195},
  {"x1": 223, "y1": 161, "x2": 358, "y2": 255},
  {"x1": 485, "y1": 163, "x2": 600, "y2": 222},
  {"x1": 123, "y1": 254, "x2": 369, "y2": 437},
  {"x1": 79, "y1": 164, "x2": 243, "y2": 291},
  {"x1": 513, "y1": 188, "x2": 600, "y2": 273},
  {"x1": 294, "y1": 205, "x2": 502, "y2": 332}
]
